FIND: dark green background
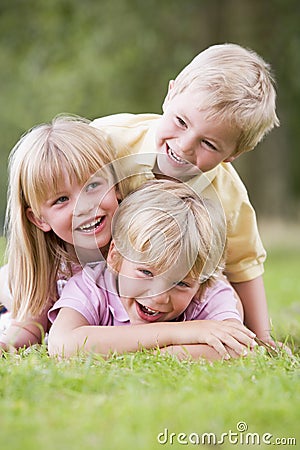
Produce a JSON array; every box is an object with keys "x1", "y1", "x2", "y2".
[{"x1": 1, "y1": 0, "x2": 299, "y2": 230}]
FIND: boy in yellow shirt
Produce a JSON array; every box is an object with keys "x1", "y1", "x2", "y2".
[{"x1": 91, "y1": 43, "x2": 280, "y2": 347}]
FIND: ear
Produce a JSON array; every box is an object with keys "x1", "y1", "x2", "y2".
[
  {"x1": 223, "y1": 154, "x2": 239, "y2": 163},
  {"x1": 168, "y1": 79, "x2": 175, "y2": 92},
  {"x1": 162, "y1": 79, "x2": 175, "y2": 111},
  {"x1": 26, "y1": 208, "x2": 52, "y2": 232},
  {"x1": 115, "y1": 186, "x2": 122, "y2": 201},
  {"x1": 107, "y1": 240, "x2": 121, "y2": 272}
]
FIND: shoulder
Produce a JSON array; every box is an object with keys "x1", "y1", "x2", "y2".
[
  {"x1": 65, "y1": 261, "x2": 106, "y2": 289},
  {"x1": 188, "y1": 163, "x2": 250, "y2": 203},
  {"x1": 214, "y1": 163, "x2": 249, "y2": 196},
  {"x1": 184, "y1": 279, "x2": 241, "y2": 322},
  {"x1": 90, "y1": 113, "x2": 161, "y2": 130},
  {"x1": 49, "y1": 262, "x2": 113, "y2": 325},
  {"x1": 90, "y1": 113, "x2": 161, "y2": 160},
  {"x1": 202, "y1": 163, "x2": 252, "y2": 214}
]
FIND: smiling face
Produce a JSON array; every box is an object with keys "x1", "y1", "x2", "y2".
[
  {"x1": 155, "y1": 89, "x2": 240, "y2": 179},
  {"x1": 110, "y1": 249, "x2": 200, "y2": 325},
  {"x1": 27, "y1": 171, "x2": 119, "y2": 257}
]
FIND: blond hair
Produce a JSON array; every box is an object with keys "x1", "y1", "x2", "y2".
[
  {"x1": 169, "y1": 43, "x2": 279, "y2": 155},
  {"x1": 5, "y1": 115, "x2": 125, "y2": 321},
  {"x1": 110, "y1": 180, "x2": 226, "y2": 292}
]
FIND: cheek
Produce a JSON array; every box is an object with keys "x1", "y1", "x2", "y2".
[
  {"x1": 174, "y1": 297, "x2": 190, "y2": 313},
  {"x1": 174, "y1": 290, "x2": 197, "y2": 313},
  {"x1": 118, "y1": 276, "x2": 145, "y2": 299},
  {"x1": 105, "y1": 192, "x2": 119, "y2": 212},
  {"x1": 157, "y1": 117, "x2": 173, "y2": 138}
]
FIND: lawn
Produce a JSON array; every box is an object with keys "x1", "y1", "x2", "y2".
[{"x1": 0, "y1": 237, "x2": 299, "y2": 450}]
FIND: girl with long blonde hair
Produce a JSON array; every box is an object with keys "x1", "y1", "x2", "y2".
[{"x1": 0, "y1": 115, "x2": 127, "y2": 350}]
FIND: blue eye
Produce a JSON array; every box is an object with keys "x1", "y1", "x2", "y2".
[
  {"x1": 86, "y1": 181, "x2": 100, "y2": 191},
  {"x1": 139, "y1": 269, "x2": 153, "y2": 277},
  {"x1": 176, "y1": 280, "x2": 190, "y2": 288},
  {"x1": 55, "y1": 196, "x2": 69, "y2": 204}
]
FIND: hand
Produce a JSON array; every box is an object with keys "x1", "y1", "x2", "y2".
[
  {"x1": 171, "y1": 319, "x2": 256, "y2": 360},
  {"x1": 255, "y1": 336, "x2": 293, "y2": 356}
]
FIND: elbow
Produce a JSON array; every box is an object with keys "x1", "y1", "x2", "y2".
[
  {"x1": 47, "y1": 327, "x2": 74, "y2": 358},
  {"x1": 47, "y1": 330, "x2": 64, "y2": 358},
  {"x1": 47, "y1": 326, "x2": 90, "y2": 359}
]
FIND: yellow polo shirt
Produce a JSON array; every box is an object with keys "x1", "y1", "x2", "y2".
[{"x1": 91, "y1": 113, "x2": 266, "y2": 283}]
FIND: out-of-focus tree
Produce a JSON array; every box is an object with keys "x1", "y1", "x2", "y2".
[{"x1": 0, "y1": 0, "x2": 299, "y2": 229}]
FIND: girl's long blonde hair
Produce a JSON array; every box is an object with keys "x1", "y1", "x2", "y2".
[{"x1": 5, "y1": 115, "x2": 124, "y2": 321}]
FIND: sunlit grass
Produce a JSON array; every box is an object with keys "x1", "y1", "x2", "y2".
[
  {"x1": 0, "y1": 236, "x2": 299, "y2": 450},
  {"x1": 264, "y1": 249, "x2": 300, "y2": 349},
  {"x1": 0, "y1": 346, "x2": 299, "y2": 450}
]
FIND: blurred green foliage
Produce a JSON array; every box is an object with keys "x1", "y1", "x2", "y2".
[{"x1": 0, "y1": 0, "x2": 300, "y2": 230}]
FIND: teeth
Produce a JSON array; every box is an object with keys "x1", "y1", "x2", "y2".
[
  {"x1": 78, "y1": 217, "x2": 102, "y2": 231},
  {"x1": 167, "y1": 147, "x2": 188, "y2": 165},
  {"x1": 140, "y1": 303, "x2": 160, "y2": 316}
]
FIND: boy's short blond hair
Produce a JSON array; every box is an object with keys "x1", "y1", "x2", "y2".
[
  {"x1": 111, "y1": 180, "x2": 226, "y2": 288},
  {"x1": 169, "y1": 43, "x2": 279, "y2": 155}
]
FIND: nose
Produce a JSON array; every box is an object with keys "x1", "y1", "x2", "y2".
[
  {"x1": 147, "y1": 287, "x2": 170, "y2": 305},
  {"x1": 177, "y1": 132, "x2": 196, "y2": 155},
  {"x1": 73, "y1": 195, "x2": 97, "y2": 217}
]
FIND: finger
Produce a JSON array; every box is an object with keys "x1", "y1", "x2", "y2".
[
  {"x1": 211, "y1": 331, "x2": 256, "y2": 356},
  {"x1": 218, "y1": 335, "x2": 248, "y2": 356},
  {"x1": 205, "y1": 336, "x2": 231, "y2": 359},
  {"x1": 226, "y1": 346, "x2": 244, "y2": 359},
  {"x1": 221, "y1": 327, "x2": 257, "y2": 348},
  {"x1": 223, "y1": 321, "x2": 256, "y2": 339}
]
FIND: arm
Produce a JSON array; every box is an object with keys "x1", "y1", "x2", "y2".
[
  {"x1": 231, "y1": 275, "x2": 271, "y2": 343},
  {"x1": 212, "y1": 164, "x2": 271, "y2": 340},
  {"x1": 0, "y1": 264, "x2": 13, "y2": 311},
  {"x1": 48, "y1": 307, "x2": 256, "y2": 359},
  {"x1": 0, "y1": 310, "x2": 49, "y2": 354},
  {"x1": 161, "y1": 319, "x2": 252, "y2": 361},
  {"x1": 0, "y1": 263, "x2": 45, "y2": 353}
]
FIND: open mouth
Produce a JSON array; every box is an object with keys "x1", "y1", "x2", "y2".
[
  {"x1": 135, "y1": 301, "x2": 166, "y2": 322},
  {"x1": 77, "y1": 216, "x2": 104, "y2": 233},
  {"x1": 166, "y1": 146, "x2": 188, "y2": 165},
  {"x1": 137, "y1": 302, "x2": 161, "y2": 317}
]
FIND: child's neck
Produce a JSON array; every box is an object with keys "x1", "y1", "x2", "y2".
[
  {"x1": 153, "y1": 160, "x2": 194, "y2": 183},
  {"x1": 66, "y1": 242, "x2": 109, "y2": 266},
  {"x1": 153, "y1": 161, "x2": 180, "y2": 182}
]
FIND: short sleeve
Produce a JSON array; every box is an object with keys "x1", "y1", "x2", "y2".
[
  {"x1": 48, "y1": 265, "x2": 110, "y2": 325},
  {"x1": 205, "y1": 163, "x2": 266, "y2": 282},
  {"x1": 184, "y1": 280, "x2": 242, "y2": 322}
]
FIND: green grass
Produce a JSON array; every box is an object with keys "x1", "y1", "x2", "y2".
[{"x1": 0, "y1": 237, "x2": 299, "y2": 450}]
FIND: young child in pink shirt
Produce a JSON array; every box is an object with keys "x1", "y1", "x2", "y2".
[{"x1": 48, "y1": 180, "x2": 256, "y2": 361}]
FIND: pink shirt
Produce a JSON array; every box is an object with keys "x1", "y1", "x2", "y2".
[{"x1": 48, "y1": 262, "x2": 242, "y2": 325}]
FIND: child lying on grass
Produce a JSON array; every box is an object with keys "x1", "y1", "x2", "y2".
[{"x1": 48, "y1": 180, "x2": 256, "y2": 361}]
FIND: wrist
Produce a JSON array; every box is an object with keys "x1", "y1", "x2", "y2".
[{"x1": 154, "y1": 322, "x2": 180, "y2": 347}]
